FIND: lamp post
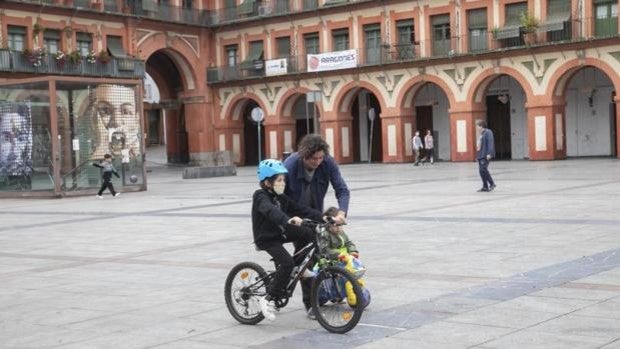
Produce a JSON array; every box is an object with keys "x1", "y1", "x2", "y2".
[
  {"x1": 368, "y1": 107, "x2": 376, "y2": 164},
  {"x1": 251, "y1": 107, "x2": 265, "y2": 161}
]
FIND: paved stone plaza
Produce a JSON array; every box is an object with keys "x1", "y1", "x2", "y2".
[{"x1": 1, "y1": 158, "x2": 619, "y2": 348}]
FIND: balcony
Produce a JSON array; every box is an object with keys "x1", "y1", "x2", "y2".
[
  {"x1": 0, "y1": 49, "x2": 145, "y2": 79},
  {"x1": 4, "y1": 0, "x2": 373, "y2": 27},
  {"x1": 207, "y1": 16, "x2": 618, "y2": 84}
]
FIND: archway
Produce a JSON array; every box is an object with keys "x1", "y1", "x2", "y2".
[
  {"x1": 349, "y1": 89, "x2": 382, "y2": 162},
  {"x1": 145, "y1": 50, "x2": 188, "y2": 163},
  {"x1": 481, "y1": 75, "x2": 528, "y2": 160},
  {"x1": 411, "y1": 83, "x2": 451, "y2": 161},
  {"x1": 242, "y1": 100, "x2": 266, "y2": 166},
  {"x1": 563, "y1": 67, "x2": 616, "y2": 157}
]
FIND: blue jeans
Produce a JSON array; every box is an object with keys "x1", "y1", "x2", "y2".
[{"x1": 478, "y1": 158, "x2": 495, "y2": 189}]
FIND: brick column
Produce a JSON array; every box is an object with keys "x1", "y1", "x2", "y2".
[
  {"x1": 182, "y1": 95, "x2": 216, "y2": 165},
  {"x1": 263, "y1": 117, "x2": 295, "y2": 160},
  {"x1": 320, "y1": 112, "x2": 353, "y2": 164},
  {"x1": 380, "y1": 111, "x2": 415, "y2": 163},
  {"x1": 449, "y1": 104, "x2": 485, "y2": 162},
  {"x1": 615, "y1": 97, "x2": 620, "y2": 158},
  {"x1": 526, "y1": 102, "x2": 566, "y2": 160}
]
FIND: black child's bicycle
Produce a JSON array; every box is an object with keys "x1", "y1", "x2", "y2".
[{"x1": 224, "y1": 219, "x2": 366, "y2": 334}]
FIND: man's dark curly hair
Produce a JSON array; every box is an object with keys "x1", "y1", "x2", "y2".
[{"x1": 297, "y1": 134, "x2": 330, "y2": 159}]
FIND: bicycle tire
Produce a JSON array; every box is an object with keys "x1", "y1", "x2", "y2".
[
  {"x1": 224, "y1": 261, "x2": 268, "y2": 325},
  {"x1": 311, "y1": 266, "x2": 364, "y2": 334}
]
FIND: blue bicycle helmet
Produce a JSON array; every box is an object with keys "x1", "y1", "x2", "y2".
[{"x1": 257, "y1": 159, "x2": 288, "y2": 181}]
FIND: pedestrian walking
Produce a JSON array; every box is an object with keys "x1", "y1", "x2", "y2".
[
  {"x1": 423, "y1": 130, "x2": 434, "y2": 164},
  {"x1": 412, "y1": 131, "x2": 423, "y2": 166},
  {"x1": 476, "y1": 120, "x2": 496, "y2": 192},
  {"x1": 93, "y1": 154, "x2": 120, "y2": 198}
]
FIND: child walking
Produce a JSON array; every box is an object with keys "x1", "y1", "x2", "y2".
[{"x1": 93, "y1": 154, "x2": 120, "y2": 198}]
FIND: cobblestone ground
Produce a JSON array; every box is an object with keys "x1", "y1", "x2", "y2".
[{"x1": 0, "y1": 158, "x2": 619, "y2": 349}]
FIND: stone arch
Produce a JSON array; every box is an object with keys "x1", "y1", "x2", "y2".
[
  {"x1": 224, "y1": 93, "x2": 269, "y2": 122},
  {"x1": 396, "y1": 75, "x2": 456, "y2": 111},
  {"x1": 333, "y1": 81, "x2": 388, "y2": 115},
  {"x1": 276, "y1": 88, "x2": 325, "y2": 121},
  {"x1": 546, "y1": 58, "x2": 620, "y2": 100},
  {"x1": 138, "y1": 32, "x2": 199, "y2": 91},
  {"x1": 467, "y1": 66, "x2": 535, "y2": 105}
]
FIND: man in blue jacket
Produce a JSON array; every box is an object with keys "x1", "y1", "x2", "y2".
[
  {"x1": 283, "y1": 134, "x2": 349, "y2": 318},
  {"x1": 476, "y1": 120, "x2": 496, "y2": 192}
]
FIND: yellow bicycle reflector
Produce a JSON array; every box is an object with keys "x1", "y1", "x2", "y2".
[
  {"x1": 240, "y1": 271, "x2": 249, "y2": 280},
  {"x1": 342, "y1": 312, "x2": 352, "y2": 321}
]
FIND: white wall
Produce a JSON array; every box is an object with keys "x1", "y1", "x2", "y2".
[
  {"x1": 414, "y1": 84, "x2": 451, "y2": 160},
  {"x1": 565, "y1": 68, "x2": 614, "y2": 157}
]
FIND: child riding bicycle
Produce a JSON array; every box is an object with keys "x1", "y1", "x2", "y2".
[{"x1": 252, "y1": 159, "x2": 327, "y2": 321}]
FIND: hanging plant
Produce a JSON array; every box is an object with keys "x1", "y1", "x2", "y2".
[
  {"x1": 33, "y1": 23, "x2": 44, "y2": 36},
  {"x1": 63, "y1": 26, "x2": 73, "y2": 39}
]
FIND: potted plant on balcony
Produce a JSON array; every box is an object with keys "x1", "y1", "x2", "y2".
[
  {"x1": 68, "y1": 50, "x2": 82, "y2": 65},
  {"x1": 98, "y1": 50, "x2": 111, "y2": 64},
  {"x1": 33, "y1": 22, "x2": 44, "y2": 36},
  {"x1": 54, "y1": 50, "x2": 66, "y2": 67},
  {"x1": 86, "y1": 50, "x2": 97, "y2": 64},
  {"x1": 23, "y1": 47, "x2": 47, "y2": 67},
  {"x1": 520, "y1": 11, "x2": 539, "y2": 45}
]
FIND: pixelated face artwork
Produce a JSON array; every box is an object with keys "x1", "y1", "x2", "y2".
[
  {"x1": 0, "y1": 111, "x2": 32, "y2": 176},
  {"x1": 93, "y1": 84, "x2": 141, "y2": 158}
]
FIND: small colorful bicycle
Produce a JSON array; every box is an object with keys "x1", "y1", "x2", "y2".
[{"x1": 224, "y1": 219, "x2": 367, "y2": 334}]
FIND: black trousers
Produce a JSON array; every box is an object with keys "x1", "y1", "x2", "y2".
[
  {"x1": 478, "y1": 158, "x2": 495, "y2": 189},
  {"x1": 98, "y1": 180, "x2": 117, "y2": 196},
  {"x1": 264, "y1": 224, "x2": 314, "y2": 309}
]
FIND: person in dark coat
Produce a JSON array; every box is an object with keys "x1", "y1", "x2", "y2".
[
  {"x1": 476, "y1": 120, "x2": 496, "y2": 192},
  {"x1": 252, "y1": 159, "x2": 324, "y2": 321}
]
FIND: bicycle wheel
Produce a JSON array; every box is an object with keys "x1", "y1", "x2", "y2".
[
  {"x1": 311, "y1": 266, "x2": 364, "y2": 334},
  {"x1": 224, "y1": 262, "x2": 268, "y2": 325}
]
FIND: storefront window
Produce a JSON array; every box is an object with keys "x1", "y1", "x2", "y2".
[
  {"x1": 0, "y1": 82, "x2": 54, "y2": 192},
  {"x1": 56, "y1": 82, "x2": 144, "y2": 193}
]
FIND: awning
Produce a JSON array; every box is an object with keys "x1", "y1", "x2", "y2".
[
  {"x1": 238, "y1": 0, "x2": 255, "y2": 15},
  {"x1": 324, "y1": 0, "x2": 349, "y2": 7},
  {"x1": 106, "y1": 36, "x2": 127, "y2": 58},
  {"x1": 239, "y1": 49, "x2": 263, "y2": 69},
  {"x1": 494, "y1": 24, "x2": 521, "y2": 39},
  {"x1": 43, "y1": 30, "x2": 60, "y2": 40},
  {"x1": 142, "y1": 0, "x2": 158, "y2": 12},
  {"x1": 539, "y1": 13, "x2": 571, "y2": 32}
]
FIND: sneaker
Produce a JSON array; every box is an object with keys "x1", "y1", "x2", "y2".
[
  {"x1": 259, "y1": 296, "x2": 276, "y2": 321},
  {"x1": 477, "y1": 188, "x2": 489, "y2": 192},
  {"x1": 96, "y1": 195, "x2": 103, "y2": 199},
  {"x1": 306, "y1": 307, "x2": 316, "y2": 320},
  {"x1": 301, "y1": 269, "x2": 316, "y2": 278},
  {"x1": 114, "y1": 193, "x2": 121, "y2": 197},
  {"x1": 489, "y1": 184, "x2": 496, "y2": 191}
]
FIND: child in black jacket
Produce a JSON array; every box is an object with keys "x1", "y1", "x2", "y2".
[
  {"x1": 93, "y1": 154, "x2": 120, "y2": 198},
  {"x1": 252, "y1": 159, "x2": 323, "y2": 321}
]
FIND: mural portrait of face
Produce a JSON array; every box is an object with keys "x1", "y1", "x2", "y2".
[
  {"x1": 0, "y1": 111, "x2": 33, "y2": 177},
  {"x1": 91, "y1": 84, "x2": 141, "y2": 159}
]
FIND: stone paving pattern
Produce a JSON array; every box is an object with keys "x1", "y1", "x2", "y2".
[{"x1": 0, "y1": 159, "x2": 619, "y2": 348}]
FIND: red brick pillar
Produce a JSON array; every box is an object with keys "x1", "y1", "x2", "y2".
[
  {"x1": 380, "y1": 110, "x2": 415, "y2": 163},
  {"x1": 263, "y1": 116, "x2": 295, "y2": 161},
  {"x1": 526, "y1": 102, "x2": 566, "y2": 160},
  {"x1": 615, "y1": 97, "x2": 620, "y2": 158},
  {"x1": 320, "y1": 112, "x2": 353, "y2": 164},
  {"x1": 182, "y1": 96, "x2": 216, "y2": 165},
  {"x1": 449, "y1": 104, "x2": 485, "y2": 162}
]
